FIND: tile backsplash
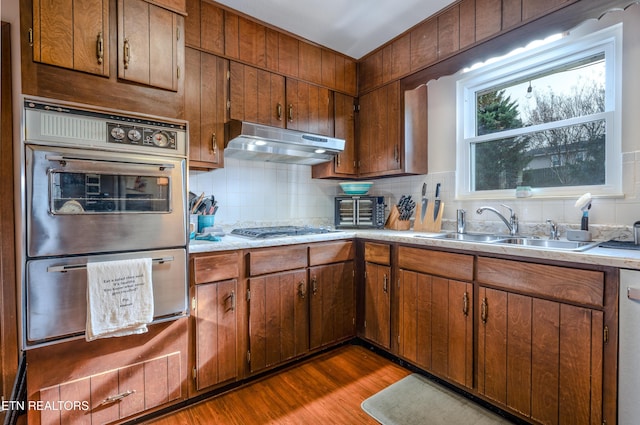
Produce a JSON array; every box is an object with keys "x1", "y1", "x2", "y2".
[{"x1": 190, "y1": 151, "x2": 640, "y2": 241}]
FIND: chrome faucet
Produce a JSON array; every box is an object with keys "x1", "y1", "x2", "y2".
[
  {"x1": 476, "y1": 204, "x2": 518, "y2": 236},
  {"x1": 546, "y1": 219, "x2": 559, "y2": 240},
  {"x1": 457, "y1": 209, "x2": 467, "y2": 234}
]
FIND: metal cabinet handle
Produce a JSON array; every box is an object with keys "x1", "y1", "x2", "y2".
[
  {"x1": 97, "y1": 32, "x2": 104, "y2": 65},
  {"x1": 336, "y1": 154, "x2": 341, "y2": 167},
  {"x1": 277, "y1": 103, "x2": 283, "y2": 121},
  {"x1": 298, "y1": 280, "x2": 306, "y2": 299},
  {"x1": 228, "y1": 290, "x2": 236, "y2": 311},
  {"x1": 123, "y1": 38, "x2": 130, "y2": 70},
  {"x1": 463, "y1": 292, "x2": 469, "y2": 316},
  {"x1": 288, "y1": 104, "x2": 294, "y2": 122},
  {"x1": 100, "y1": 390, "x2": 135, "y2": 406},
  {"x1": 481, "y1": 298, "x2": 488, "y2": 324},
  {"x1": 311, "y1": 276, "x2": 318, "y2": 295},
  {"x1": 211, "y1": 133, "x2": 218, "y2": 158},
  {"x1": 394, "y1": 145, "x2": 399, "y2": 162},
  {"x1": 383, "y1": 274, "x2": 388, "y2": 293}
]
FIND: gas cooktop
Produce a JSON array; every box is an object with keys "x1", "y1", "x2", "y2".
[{"x1": 230, "y1": 226, "x2": 335, "y2": 239}]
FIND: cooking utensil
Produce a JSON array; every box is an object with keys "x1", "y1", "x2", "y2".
[
  {"x1": 191, "y1": 192, "x2": 205, "y2": 214},
  {"x1": 433, "y1": 183, "x2": 441, "y2": 220},
  {"x1": 420, "y1": 183, "x2": 428, "y2": 222}
]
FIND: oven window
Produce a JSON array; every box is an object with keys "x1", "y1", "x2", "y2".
[{"x1": 50, "y1": 172, "x2": 171, "y2": 214}]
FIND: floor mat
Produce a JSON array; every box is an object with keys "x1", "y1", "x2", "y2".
[{"x1": 361, "y1": 373, "x2": 514, "y2": 425}]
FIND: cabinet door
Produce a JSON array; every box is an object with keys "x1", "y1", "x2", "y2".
[
  {"x1": 194, "y1": 280, "x2": 237, "y2": 391},
  {"x1": 358, "y1": 81, "x2": 401, "y2": 175},
  {"x1": 185, "y1": 48, "x2": 227, "y2": 169},
  {"x1": 248, "y1": 270, "x2": 308, "y2": 374},
  {"x1": 118, "y1": 0, "x2": 179, "y2": 91},
  {"x1": 398, "y1": 271, "x2": 473, "y2": 388},
  {"x1": 185, "y1": 0, "x2": 224, "y2": 54},
  {"x1": 32, "y1": 0, "x2": 109, "y2": 76},
  {"x1": 478, "y1": 287, "x2": 604, "y2": 424},
  {"x1": 309, "y1": 261, "x2": 355, "y2": 350},
  {"x1": 363, "y1": 262, "x2": 391, "y2": 349},
  {"x1": 229, "y1": 61, "x2": 286, "y2": 128},
  {"x1": 285, "y1": 79, "x2": 333, "y2": 136}
]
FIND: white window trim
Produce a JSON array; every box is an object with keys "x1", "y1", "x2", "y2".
[{"x1": 455, "y1": 23, "x2": 622, "y2": 201}]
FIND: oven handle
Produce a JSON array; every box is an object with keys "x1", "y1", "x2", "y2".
[
  {"x1": 45, "y1": 154, "x2": 175, "y2": 170},
  {"x1": 46, "y1": 256, "x2": 174, "y2": 273}
]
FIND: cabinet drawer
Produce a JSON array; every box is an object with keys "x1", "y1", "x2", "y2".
[
  {"x1": 364, "y1": 242, "x2": 390, "y2": 265},
  {"x1": 398, "y1": 246, "x2": 473, "y2": 281},
  {"x1": 249, "y1": 245, "x2": 308, "y2": 276},
  {"x1": 38, "y1": 352, "x2": 182, "y2": 424},
  {"x1": 192, "y1": 251, "x2": 240, "y2": 284},
  {"x1": 476, "y1": 257, "x2": 604, "y2": 307},
  {"x1": 309, "y1": 241, "x2": 354, "y2": 266}
]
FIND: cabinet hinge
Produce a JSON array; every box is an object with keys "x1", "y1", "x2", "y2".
[
  {"x1": 191, "y1": 296, "x2": 196, "y2": 310},
  {"x1": 226, "y1": 70, "x2": 230, "y2": 80},
  {"x1": 364, "y1": 271, "x2": 367, "y2": 279},
  {"x1": 604, "y1": 325, "x2": 609, "y2": 344},
  {"x1": 354, "y1": 104, "x2": 360, "y2": 113},
  {"x1": 192, "y1": 367, "x2": 197, "y2": 379},
  {"x1": 363, "y1": 320, "x2": 367, "y2": 328},
  {"x1": 226, "y1": 100, "x2": 231, "y2": 110},
  {"x1": 397, "y1": 335, "x2": 400, "y2": 344},
  {"x1": 247, "y1": 350, "x2": 251, "y2": 364},
  {"x1": 246, "y1": 289, "x2": 251, "y2": 302}
]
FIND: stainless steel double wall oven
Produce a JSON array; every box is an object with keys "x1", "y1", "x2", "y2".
[{"x1": 19, "y1": 97, "x2": 189, "y2": 349}]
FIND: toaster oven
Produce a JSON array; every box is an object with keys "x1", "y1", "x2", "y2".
[{"x1": 335, "y1": 196, "x2": 386, "y2": 228}]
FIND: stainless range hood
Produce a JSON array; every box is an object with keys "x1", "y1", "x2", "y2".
[{"x1": 224, "y1": 120, "x2": 345, "y2": 165}]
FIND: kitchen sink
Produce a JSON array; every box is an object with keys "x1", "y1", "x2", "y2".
[
  {"x1": 428, "y1": 232, "x2": 508, "y2": 242},
  {"x1": 494, "y1": 238, "x2": 599, "y2": 251}
]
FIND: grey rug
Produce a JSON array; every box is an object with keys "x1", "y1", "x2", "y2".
[{"x1": 361, "y1": 374, "x2": 513, "y2": 425}]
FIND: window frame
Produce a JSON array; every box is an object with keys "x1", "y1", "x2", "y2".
[{"x1": 455, "y1": 24, "x2": 622, "y2": 200}]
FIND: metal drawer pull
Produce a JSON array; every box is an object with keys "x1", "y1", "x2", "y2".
[
  {"x1": 628, "y1": 286, "x2": 640, "y2": 301},
  {"x1": 100, "y1": 389, "x2": 136, "y2": 405},
  {"x1": 463, "y1": 292, "x2": 469, "y2": 316},
  {"x1": 47, "y1": 256, "x2": 174, "y2": 273}
]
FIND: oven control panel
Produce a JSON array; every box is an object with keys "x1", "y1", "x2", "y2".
[{"x1": 107, "y1": 123, "x2": 177, "y2": 150}]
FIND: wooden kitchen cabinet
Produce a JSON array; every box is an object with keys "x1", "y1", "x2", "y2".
[
  {"x1": 285, "y1": 79, "x2": 334, "y2": 136},
  {"x1": 117, "y1": 0, "x2": 182, "y2": 91},
  {"x1": 229, "y1": 61, "x2": 286, "y2": 128},
  {"x1": 476, "y1": 256, "x2": 606, "y2": 424},
  {"x1": 397, "y1": 247, "x2": 474, "y2": 389},
  {"x1": 185, "y1": 0, "x2": 224, "y2": 54},
  {"x1": 309, "y1": 241, "x2": 356, "y2": 350},
  {"x1": 185, "y1": 48, "x2": 228, "y2": 169},
  {"x1": 362, "y1": 242, "x2": 391, "y2": 349},
  {"x1": 31, "y1": 0, "x2": 109, "y2": 76},
  {"x1": 247, "y1": 246, "x2": 309, "y2": 374},
  {"x1": 191, "y1": 252, "x2": 240, "y2": 393},
  {"x1": 312, "y1": 92, "x2": 357, "y2": 178}
]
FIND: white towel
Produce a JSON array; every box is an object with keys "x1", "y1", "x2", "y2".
[{"x1": 86, "y1": 258, "x2": 154, "y2": 341}]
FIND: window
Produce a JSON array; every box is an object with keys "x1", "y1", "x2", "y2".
[{"x1": 456, "y1": 24, "x2": 622, "y2": 199}]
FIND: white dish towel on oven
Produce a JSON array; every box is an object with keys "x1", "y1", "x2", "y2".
[{"x1": 85, "y1": 258, "x2": 154, "y2": 341}]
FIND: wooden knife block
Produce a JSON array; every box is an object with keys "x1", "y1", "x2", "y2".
[
  {"x1": 414, "y1": 202, "x2": 444, "y2": 232},
  {"x1": 385, "y1": 205, "x2": 411, "y2": 230}
]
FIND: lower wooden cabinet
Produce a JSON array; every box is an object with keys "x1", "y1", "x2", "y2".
[
  {"x1": 39, "y1": 352, "x2": 182, "y2": 425},
  {"x1": 309, "y1": 261, "x2": 355, "y2": 350},
  {"x1": 362, "y1": 243, "x2": 392, "y2": 349},
  {"x1": 248, "y1": 269, "x2": 309, "y2": 373},
  {"x1": 476, "y1": 256, "x2": 608, "y2": 424}
]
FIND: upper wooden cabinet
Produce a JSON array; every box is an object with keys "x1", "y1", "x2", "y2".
[
  {"x1": 31, "y1": 0, "x2": 110, "y2": 76},
  {"x1": 117, "y1": 0, "x2": 182, "y2": 91},
  {"x1": 185, "y1": 0, "x2": 224, "y2": 54},
  {"x1": 285, "y1": 79, "x2": 333, "y2": 136},
  {"x1": 185, "y1": 48, "x2": 228, "y2": 169}
]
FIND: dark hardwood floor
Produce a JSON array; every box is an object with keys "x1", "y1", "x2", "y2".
[{"x1": 144, "y1": 344, "x2": 410, "y2": 424}]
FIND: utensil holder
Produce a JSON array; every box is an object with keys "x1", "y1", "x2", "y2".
[
  {"x1": 197, "y1": 215, "x2": 215, "y2": 233},
  {"x1": 385, "y1": 205, "x2": 411, "y2": 230}
]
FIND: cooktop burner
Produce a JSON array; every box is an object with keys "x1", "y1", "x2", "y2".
[{"x1": 230, "y1": 226, "x2": 334, "y2": 239}]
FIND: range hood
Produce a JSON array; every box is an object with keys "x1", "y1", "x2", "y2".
[{"x1": 224, "y1": 120, "x2": 345, "y2": 165}]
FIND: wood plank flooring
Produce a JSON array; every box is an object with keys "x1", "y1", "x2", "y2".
[{"x1": 143, "y1": 345, "x2": 410, "y2": 424}]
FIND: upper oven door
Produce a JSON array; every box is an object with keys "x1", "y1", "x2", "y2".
[{"x1": 26, "y1": 144, "x2": 187, "y2": 257}]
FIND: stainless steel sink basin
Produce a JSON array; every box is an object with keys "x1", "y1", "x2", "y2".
[
  {"x1": 495, "y1": 238, "x2": 599, "y2": 251},
  {"x1": 427, "y1": 233, "x2": 508, "y2": 242}
]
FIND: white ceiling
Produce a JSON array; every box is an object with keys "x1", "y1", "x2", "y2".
[{"x1": 214, "y1": 0, "x2": 457, "y2": 59}]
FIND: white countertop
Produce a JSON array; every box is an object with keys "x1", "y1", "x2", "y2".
[{"x1": 189, "y1": 229, "x2": 640, "y2": 270}]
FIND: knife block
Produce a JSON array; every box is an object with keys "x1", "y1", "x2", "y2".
[
  {"x1": 414, "y1": 202, "x2": 444, "y2": 232},
  {"x1": 385, "y1": 205, "x2": 411, "y2": 230}
]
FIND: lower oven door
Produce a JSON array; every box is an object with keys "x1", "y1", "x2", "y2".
[
  {"x1": 24, "y1": 248, "x2": 187, "y2": 349},
  {"x1": 26, "y1": 144, "x2": 187, "y2": 257}
]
